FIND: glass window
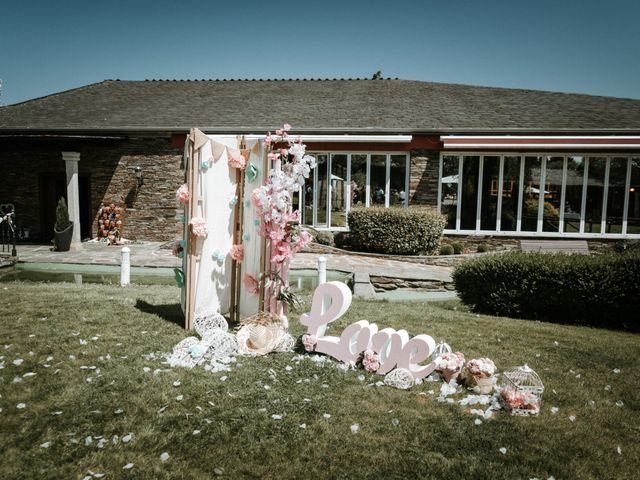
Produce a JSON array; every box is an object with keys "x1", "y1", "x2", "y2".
[
  {"x1": 605, "y1": 158, "x2": 628, "y2": 234},
  {"x1": 500, "y1": 156, "x2": 521, "y2": 231},
  {"x1": 330, "y1": 154, "x2": 348, "y2": 227},
  {"x1": 440, "y1": 155, "x2": 459, "y2": 229},
  {"x1": 370, "y1": 155, "x2": 387, "y2": 206},
  {"x1": 543, "y1": 157, "x2": 563, "y2": 232},
  {"x1": 521, "y1": 156, "x2": 542, "y2": 232},
  {"x1": 629, "y1": 159, "x2": 640, "y2": 234},
  {"x1": 315, "y1": 154, "x2": 328, "y2": 226},
  {"x1": 350, "y1": 154, "x2": 367, "y2": 207},
  {"x1": 460, "y1": 156, "x2": 480, "y2": 230},
  {"x1": 585, "y1": 157, "x2": 606, "y2": 233},
  {"x1": 562, "y1": 156, "x2": 584, "y2": 233},
  {"x1": 480, "y1": 156, "x2": 499, "y2": 230},
  {"x1": 390, "y1": 155, "x2": 407, "y2": 206}
]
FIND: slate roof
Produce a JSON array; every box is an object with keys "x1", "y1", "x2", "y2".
[{"x1": 1, "y1": 79, "x2": 640, "y2": 134}]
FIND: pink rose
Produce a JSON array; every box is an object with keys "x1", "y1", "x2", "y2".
[
  {"x1": 230, "y1": 244, "x2": 244, "y2": 262},
  {"x1": 243, "y1": 273, "x2": 259, "y2": 295},
  {"x1": 189, "y1": 217, "x2": 208, "y2": 238},
  {"x1": 176, "y1": 184, "x2": 190, "y2": 205},
  {"x1": 302, "y1": 334, "x2": 317, "y2": 352},
  {"x1": 363, "y1": 349, "x2": 380, "y2": 373},
  {"x1": 283, "y1": 123, "x2": 292, "y2": 132}
]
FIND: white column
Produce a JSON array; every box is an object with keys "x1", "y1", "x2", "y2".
[{"x1": 62, "y1": 151, "x2": 82, "y2": 249}]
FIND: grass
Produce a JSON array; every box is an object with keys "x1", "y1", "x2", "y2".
[{"x1": 0, "y1": 281, "x2": 638, "y2": 479}]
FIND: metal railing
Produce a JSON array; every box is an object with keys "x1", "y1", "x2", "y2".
[{"x1": 0, "y1": 204, "x2": 17, "y2": 257}]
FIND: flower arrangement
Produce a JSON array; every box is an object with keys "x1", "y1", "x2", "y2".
[
  {"x1": 302, "y1": 334, "x2": 317, "y2": 352},
  {"x1": 463, "y1": 357, "x2": 497, "y2": 394},
  {"x1": 230, "y1": 244, "x2": 244, "y2": 262},
  {"x1": 362, "y1": 349, "x2": 381, "y2": 373},
  {"x1": 434, "y1": 351, "x2": 465, "y2": 382},
  {"x1": 176, "y1": 184, "x2": 190, "y2": 205},
  {"x1": 228, "y1": 151, "x2": 247, "y2": 170},
  {"x1": 189, "y1": 217, "x2": 208, "y2": 238},
  {"x1": 97, "y1": 203, "x2": 126, "y2": 245}
]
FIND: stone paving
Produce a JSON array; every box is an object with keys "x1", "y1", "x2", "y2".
[{"x1": 13, "y1": 242, "x2": 453, "y2": 284}]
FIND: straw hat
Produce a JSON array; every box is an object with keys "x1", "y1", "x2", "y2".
[{"x1": 236, "y1": 312, "x2": 289, "y2": 356}]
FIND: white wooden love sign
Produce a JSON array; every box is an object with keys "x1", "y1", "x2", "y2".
[{"x1": 300, "y1": 281, "x2": 437, "y2": 380}]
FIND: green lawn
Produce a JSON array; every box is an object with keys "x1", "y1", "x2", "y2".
[{"x1": 0, "y1": 282, "x2": 638, "y2": 479}]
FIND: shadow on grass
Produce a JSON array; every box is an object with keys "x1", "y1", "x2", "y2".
[{"x1": 135, "y1": 299, "x2": 184, "y2": 327}]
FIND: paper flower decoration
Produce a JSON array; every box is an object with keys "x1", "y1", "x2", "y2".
[
  {"x1": 228, "y1": 151, "x2": 246, "y2": 170},
  {"x1": 176, "y1": 184, "x2": 190, "y2": 205},
  {"x1": 246, "y1": 163, "x2": 258, "y2": 183},
  {"x1": 243, "y1": 274, "x2": 259, "y2": 295},
  {"x1": 189, "y1": 217, "x2": 208, "y2": 238},
  {"x1": 230, "y1": 244, "x2": 244, "y2": 262},
  {"x1": 211, "y1": 249, "x2": 225, "y2": 263},
  {"x1": 363, "y1": 349, "x2": 381, "y2": 373},
  {"x1": 229, "y1": 196, "x2": 238, "y2": 206},
  {"x1": 242, "y1": 233, "x2": 250, "y2": 242},
  {"x1": 302, "y1": 334, "x2": 317, "y2": 352},
  {"x1": 201, "y1": 159, "x2": 209, "y2": 170}
]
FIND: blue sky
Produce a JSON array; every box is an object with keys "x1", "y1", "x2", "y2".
[{"x1": 1, "y1": 0, "x2": 639, "y2": 105}]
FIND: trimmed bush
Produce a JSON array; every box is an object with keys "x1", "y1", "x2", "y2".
[
  {"x1": 452, "y1": 251, "x2": 640, "y2": 330},
  {"x1": 451, "y1": 242, "x2": 464, "y2": 255},
  {"x1": 439, "y1": 244, "x2": 454, "y2": 255},
  {"x1": 348, "y1": 207, "x2": 446, "y2": 255},
  {"x1": 477, "y1": 243, "x2": 490, "y2": 253}
]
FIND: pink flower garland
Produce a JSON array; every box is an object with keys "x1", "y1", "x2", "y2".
[
  {"x1": 189, "y1": 217, "x2": 208, "y2": 238},
  {"x1": 228, "y1": 151, "x2": 246, "y2": 170},
  {"x1": 176, "y1": 184, "x2": 189, "y2": 205}
]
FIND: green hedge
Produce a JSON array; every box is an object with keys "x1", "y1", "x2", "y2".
[
  {"x1": 452, "y1": 251, "x2": 640, "y2": 330},
  {"x1": 347, "y1": 207, "x2": 446, "y2": 255}
]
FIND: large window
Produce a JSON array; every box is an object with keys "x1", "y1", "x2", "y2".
[
  {"x1": 439, "y1": 153, "x2": 640, "y2": 238},
  {"x1": 303, "y1": 152, "x2": 409, "y2": 229}
]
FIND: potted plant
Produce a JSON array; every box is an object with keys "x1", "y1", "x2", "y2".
[{"x1": 53, "y1": 197, "x2": 73, "y2": 251}]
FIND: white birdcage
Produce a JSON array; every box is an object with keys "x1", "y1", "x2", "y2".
[
  {"x1": 431, "y1": 340, "x2": 452, "y2": 362},
  {"x1": 500, "y1": 365, "x2": 544, "y2": 415}
]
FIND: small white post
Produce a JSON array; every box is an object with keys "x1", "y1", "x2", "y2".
[
  {"x1": 120, "y1": 247, "x2": 131, "y2": 286},
  {"x1": 317, "y1": 256, "x2": 327, "y2": 285}
]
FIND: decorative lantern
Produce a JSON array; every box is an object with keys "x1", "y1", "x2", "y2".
[
  {"x1": 500, "y1": 365, "x2": 544, "y2": 415},
  {"x1": 431, "y1": 340, "x2": 452, "y2": 362}
]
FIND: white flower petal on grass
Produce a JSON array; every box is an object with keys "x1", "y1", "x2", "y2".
[
  {"x1": 40, "y1": 442, "x2": 50, "y2": 448},
  {"x1": 475, "y1": 419, "x2": 483, "y2": 425},
  {"x1": 176, "y1": 395, "x2": 184, "y2": 401},
  {"x1": 604, "y1": 384, "x2": 612, "y2": 391},
  {"x1": 613, "y1": 368, "x2": 620, "y2": 374},
  {"x1": 391, "y1": 418, "x2": 400, "y2": 426},
  {"x1": 271, "y1": 414, "x2": 282, "y2": 420},
  {"x1": 143, "y1": 367, "x2": 151, "y2": 373},
  {"x1": 122, "y1": 433, "x2": 132, "y2": 443},
  {"x1": 114, "y1": 409, "x2": 124, "y2": 415},
  {"x1": 350, "y1": 424, "x2": 359, "y2": 434},
  {"x1": 80, "y1": 339, "x2": 87, "y2": 345},
  {"x1": 97, "y1": 438, "x2": 107, "y2": 449},
  {"x1": 173, "y1": 380, "x2": 181, "y2": 387},
  {"x1": 123, "y1": 463, "x2": 134, "y2": 470},
  {"x1": 323, "y1": 413, "x2": 331, "y2": 419},
  {"x1": 192, "y1": 430, "x2": 201, "y2": 435},
  {"x1": 550, "y1": 407, "x2": 559, "y2": 414},
  {"x1": 617, "y1": 446, "x2": 622, "y2": 455},
  {"x1": 16, "y1": 403, "x2": 26, "y2": 409},
  {"x1": 13, "y1": 358, "x2": 23, "y2": 366},
  {"x1": 569, "y1": 415, "x2": 576, "y2": 422},
  {"x1": 160, "y1": 452, "x2": 170, "y2": 462},
  {"x1": 93, "y1": 473, "x2": 105, "y2": 478},
  {"x1": 615, "y1": 400, "x2": 624, "y2": 407},
  {"x1": 84, "y1": 436, "x2": 93, "y2": 446},
  {"x1": 157, "y1": 405, "x2": 167, "y2": 414},
  {"x1": 499, "y1": 447, "x2": 507, "y2": 455},
  {"x1": 299, "y1": 423, "x2": 306, "y2": 429}
]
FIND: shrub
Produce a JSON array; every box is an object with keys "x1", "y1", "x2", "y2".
[
  {"x1": 439, "y1": 244, "x2": 454, "y2": 255},
  {"x1": 348, "y1": 207, "x2": 446, "y2": 255},
  {"x1": 54, "y1": 197, "x2": 72, "y2": 232},
  {"x1": 477, "y1": 243, "x2": 490, "y2": 253},
  {"x1": 305, "y1": 228, "x2": 334, "y2": 247},
  {"x1": 333, "y1": 231, "x2": 351, "y2": 249},
  {"x1": 451, "y1": 242, "x2": 464, "y2": 255},
  {"x1": 452, "y1": 251, "x2": 640, "y2": 330}
]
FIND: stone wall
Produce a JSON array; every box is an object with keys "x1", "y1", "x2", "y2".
[
  {"x1": 0, "y1": 135, "x2": 184, "y2": 242},
  {"x1": 408, "y1": 149, "x2": 439, "y2": 207}
]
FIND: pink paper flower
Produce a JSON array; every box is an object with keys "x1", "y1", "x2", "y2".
[
  {"x1": 228, "y1": 151, "x2": 246, "y2": 170},
  {"x1": 243, "y1": 273, "x2": 259, "y2": 295},
  {"x1": 283, "y1": 123, "x2": 292, "y2": 132},
  {"x1": 230, "y1": 244, "x2": 244, "y2": 262},
  {"x1": 362, "y1": 349, "x2": 380, "y2": 373},
  {"x1": 302, "y1": 334, "x2": 317, "y2": 352},
  {"x1": 176, "y1": 184, "x2": 190, "y2": 205},
  {"x1": 189, "y1": 217, "x2": 208, "y2": 238}
]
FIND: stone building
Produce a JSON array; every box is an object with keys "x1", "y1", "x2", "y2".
[{"x1": 1, "y1": 78, "x2": 639, "y2": 245}]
